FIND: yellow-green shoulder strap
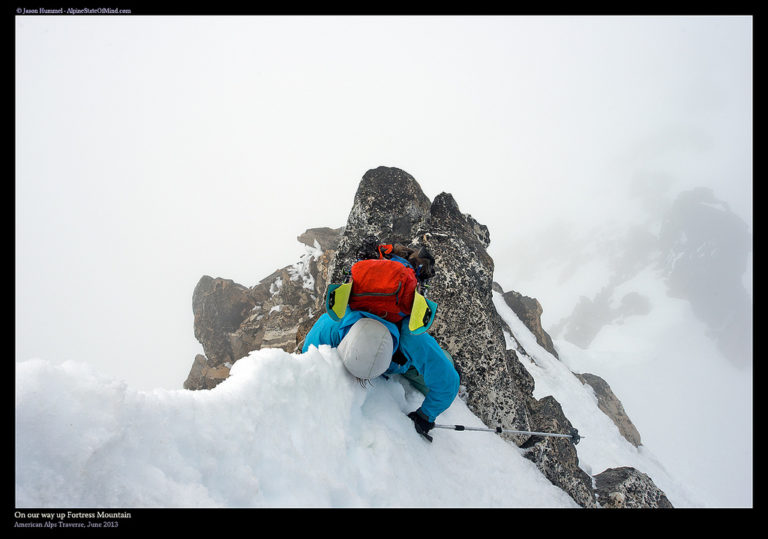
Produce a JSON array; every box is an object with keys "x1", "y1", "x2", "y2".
[
  {"x1": 408, "y1": 292, "x2": 437, "y2": 334},
  {"x1": 326, "y1": 282, "x2": 353, "y2": 321}
]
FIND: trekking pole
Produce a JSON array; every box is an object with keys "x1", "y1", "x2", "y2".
[{"x1": 433, "y1": 424, "x2": 582, "y2": 445}]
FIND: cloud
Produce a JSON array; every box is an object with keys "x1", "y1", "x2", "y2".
[{"x1": 16, "y1": 15, "x2": 751, "y2": 390}]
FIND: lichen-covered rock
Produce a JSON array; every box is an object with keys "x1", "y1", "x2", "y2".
[
  {"x1": 521, "y1": 396, "x2": 597, "y2": 507},
  {"x1": 327, "y1": 166, "x2": 432, "y2": 286},
  {"x1": 414, "y1": 192, "x2": 533, "y2": 439},
  {"x1": 594, "y1": 467, "x2": 673, "y2": 508}
]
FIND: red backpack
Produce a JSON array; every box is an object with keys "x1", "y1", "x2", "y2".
[{"x1": 347, "y1": 246, "x2": 418, "y2": 322}]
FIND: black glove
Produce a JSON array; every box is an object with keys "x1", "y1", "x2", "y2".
[{"x1": 408, "y1": 409, "x2": 435, "y2": 442}]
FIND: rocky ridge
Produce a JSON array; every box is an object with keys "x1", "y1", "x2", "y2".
[
  {"x1": 184, "y1": 227, "x2": 340, "y2": 390},
  {"x1": 184, "y1": 166, "x2": 670, "y2": 508}
]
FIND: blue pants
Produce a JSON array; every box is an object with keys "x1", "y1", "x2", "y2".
[{"x1": 302, "y1": 308, "x2": 460, "y2": 422}]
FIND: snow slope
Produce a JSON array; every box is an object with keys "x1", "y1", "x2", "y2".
[
  {"x1": 496, "y1": 261, "x2": 753, "y2": 507},
  {"x1": 16, "y1": 288, "x2": 733, "y2": 508},
  {"x1": 16, "y1": 346, "x2": 578, "y2": 508},
  {"x1": 493, "y1": 291, "x2": 704, "y2": 507},
  {"x1": 555, "y1": 268, "x2": 752, "y2": 508}
]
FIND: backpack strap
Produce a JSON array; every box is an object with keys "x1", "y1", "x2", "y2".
[
  {"x1": 408, "y1": 291, "x2": 437, "y2": 334},
  {"x1": 326, "y1": 282, "x2": 353, "y2": 321},
  {"x1": 377, "y1": 244, "x2": 394, "y2": 259}
]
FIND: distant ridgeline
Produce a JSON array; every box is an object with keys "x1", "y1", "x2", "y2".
[
  {"x1": 184, "y1": 166, "x2": 671, "y2": 508},
  {"x1": 550, "y1": 186, "x2": 752, "y2": 368}
]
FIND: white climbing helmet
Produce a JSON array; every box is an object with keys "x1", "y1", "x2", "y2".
[{"x1": 337, "y1": 318, "x2": 394, "y2": 381}]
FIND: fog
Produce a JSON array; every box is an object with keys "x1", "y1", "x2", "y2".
[{"x1": 16, "y1": 15, "x2": 752, "y2": 505}]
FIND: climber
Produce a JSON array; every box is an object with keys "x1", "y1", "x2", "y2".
[{"x1": 301, "y1": 241, "x2": 460, "y2": 442}]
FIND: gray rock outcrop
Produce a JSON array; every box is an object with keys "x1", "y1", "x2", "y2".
[
  {"x1": 594, "y1": 467, "x2": 673, "y2": 508},
  {"x1": 183, "y1": 353, "x2": 230, "y2": 390},
  {"x1": 191, "y1": 276, "x2": 257, "y2": 368},
  {"x1": 575, "y1": 373, "x2": 642, "y2": 447},
  {"x1": 499, "y1": 289, "x2": 559, "y2": 358},
  {"x1": 184, "y1": 228, "x2": 341, "y2": 390}
]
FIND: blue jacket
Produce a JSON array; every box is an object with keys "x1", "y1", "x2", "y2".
[{"x1": 302, "y1": 307, "x2": 459, "y2": 423}]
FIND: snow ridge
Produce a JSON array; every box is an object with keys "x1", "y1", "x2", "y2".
[{"x1": 16, "y1": 349, "x2": 577, "y2": 508}]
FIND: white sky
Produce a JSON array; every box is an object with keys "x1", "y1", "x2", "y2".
[{"x1": 16, "y1": 15, "x2": 752, "y2": 391}]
